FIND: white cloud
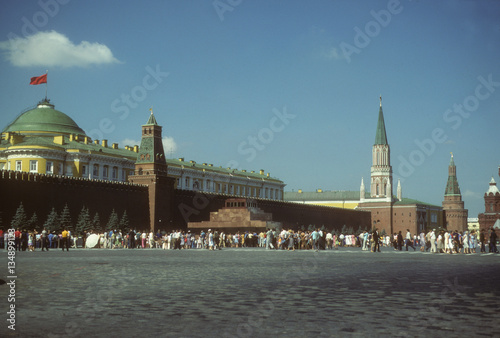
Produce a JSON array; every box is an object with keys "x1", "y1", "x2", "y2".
[
  {"x1": 162, "y1": 136, "x2": 178, "y2": 156},
  {"x1": 0, "y1": 30, "x2": 120, "y2": 68},
  {"x1": 463, "y1": 189, "x2": 481, "y2": 198},
  {"x1": 121, "y1": 138, "x2": 140, "y2": 148},
  {"x1": 120, "y1": 136, "x2": 177, "y2": 157}
]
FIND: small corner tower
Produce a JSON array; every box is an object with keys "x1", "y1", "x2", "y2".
[
  {"x1": 478, "y1": 176, "x2": 500, "y2": 231},
  {"x1": 360, "y1": 177, "x2": 365, "y2": 201},
  {"x1": 442, "y1": 153, "x2": 468, "y2": 231},
  {"x1": 370, "y1": 96, "x2": 393, "y2": 200},
  {"x1": 129, "y1": 108, "x2": 175, "y2": 232}
]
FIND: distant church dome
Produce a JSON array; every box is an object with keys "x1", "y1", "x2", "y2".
[{"x1": 2, "y1": 99, "x2": 86, "y2": 137}]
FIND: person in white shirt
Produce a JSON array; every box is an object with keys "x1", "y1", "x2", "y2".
[{"x1": 405, "y1": 229, "x2": 416, "y2": 251}]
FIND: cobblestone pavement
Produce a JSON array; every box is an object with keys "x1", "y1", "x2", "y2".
[{"x1": 1, "y1": 246, "x2": 499, "y2": 338}]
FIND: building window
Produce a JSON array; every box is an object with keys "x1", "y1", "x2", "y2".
[
  {"x1": 29, "y1": 160, "x2": 38, "y2": 173},
  {"x1": 15, "y1": 161, "x2": 22, "y2": 171},
  {"x1": 103, "y1": 166, "x2": 109, "y2": 178},
  {"x1": 185, "y1": 177, "x2": 190, "y2": 188},
  {"x1": 58, "y1": 163, "x2": 63, "y2": 175},
  {"x1": 46, "y1": 161, "x2": 54, "y2": 174},
  {"x1": 93, "y1": 164, "x2": 99, "y2": 177},
  {"x1": 82, "y1": 165, "x2": 88, "y2": 176},
  {"x1": 122, "y1": 169, "x2": 126, "y2": 180},
  {"x1": 112, "y1": 167, "x2": 118, "y2": 180}
]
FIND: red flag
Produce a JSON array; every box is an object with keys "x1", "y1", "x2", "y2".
[{"x1": 30, "y1": 74, "x2": 47, "y2": 85}]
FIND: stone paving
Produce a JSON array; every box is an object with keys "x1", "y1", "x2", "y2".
[{"x1": 1, "y1": 246, "x2": 500, "y2": 338}]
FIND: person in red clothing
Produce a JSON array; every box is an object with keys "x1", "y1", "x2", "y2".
[
  {"x1": 0, "y1": 229, "x2": 4, "y2": 249},
  {"x1": 15, "y1": 228, "x2": 22, "y2": 251}
]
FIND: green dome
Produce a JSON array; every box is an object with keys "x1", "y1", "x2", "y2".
[{"x1": 2, "y1": 100, "x2": 86, "y2": 136}]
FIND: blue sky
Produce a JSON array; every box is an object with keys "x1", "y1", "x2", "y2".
[{"x1": 1, "y1": 0, "x2": 499, "y2": 218}]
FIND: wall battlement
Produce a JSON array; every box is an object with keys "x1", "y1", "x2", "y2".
[{"x1": 0, "y1": 170, "x2": 147, "y2": 191}]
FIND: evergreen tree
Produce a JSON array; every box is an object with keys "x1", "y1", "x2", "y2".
[
  {"x1": 106, "y1": 209, "x2": 119, "y2": 232},
  {"x1": 59, "y1": 203, "x2": 72, "y2": 231},
  {"x1": 44, "y1": 208, "x2": 60, "y2": 233},
  {"x1": 11, "y1": 202, "x2": 28, "y2": 230},
  {"x1": 92, "y1": 212, "x2": 101, "y2": 233},
  {"x1": 75, "y1": 206, "x2": 92, "y2": 235},
  {"x1": 340, "y1": 224, "x2": 347, "y2": 234},
  {"x1": 28, "y1": 212, "x2": 40, "y2": 231},
  {"x1": 119, "y1": 210, "x2": 130, "y2": 232}
]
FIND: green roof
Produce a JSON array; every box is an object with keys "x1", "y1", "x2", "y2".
[
  {"x1": 0, "y1": 135, "x2": 137, "y2": 159},
  {"x1": 394, "y1": 198, "x2": 441, "y2": 208},
  {"x1": 444, "y1": 175, "x2": 461, "y2": 196},
  {"x1": 168, "y1": 158, "x2": 284, "y2": 183},
  {"x1": 374, "y1": 105, "x2": 388, "y2": 145},
  {"x1": 144, "y1": 112, "x2": 158, "y2": 126},
  {"x1": 2, "y1": 100, "x2": 86, "y2": 136},
  {"x1": 444, "y1": 155, "x2": 461, "y2": 196}
]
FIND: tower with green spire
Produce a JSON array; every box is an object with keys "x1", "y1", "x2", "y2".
[
  {"x1": 129, "y1": 108, "x2": 175, "y2": 232},
  {"x1": 442, "y1": 153, "x2": 468, "y2": 231},
  {"x1": 370, "y1": 96, "x2": 392, "y2": 199}
]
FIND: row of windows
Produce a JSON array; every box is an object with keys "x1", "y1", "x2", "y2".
[
  {"x1": 9, "y1": 160, "x2": 132, "y2": 181},
  {"x1": 392, "y1": 211, "x2": 438, "y2": 223},
  {"x1": 177, "y1": 177, "x2": 281, "y2": 199}
]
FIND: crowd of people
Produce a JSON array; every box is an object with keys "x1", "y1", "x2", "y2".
[{"x1": 1, "y1": 227, "x2": 498, "y2": 254}]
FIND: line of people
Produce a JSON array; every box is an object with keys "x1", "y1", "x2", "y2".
[{"x1": 0, "y1": 228, "x2": 72, "y2": 251}]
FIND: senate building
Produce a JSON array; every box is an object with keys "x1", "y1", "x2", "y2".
[{"x1": 0, "y1": 98, "x2": 285, "y2": 200}]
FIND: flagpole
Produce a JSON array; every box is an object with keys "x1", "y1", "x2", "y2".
[{"x1": 45, "y1": 70, "x2": 48, "y2": 101}]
